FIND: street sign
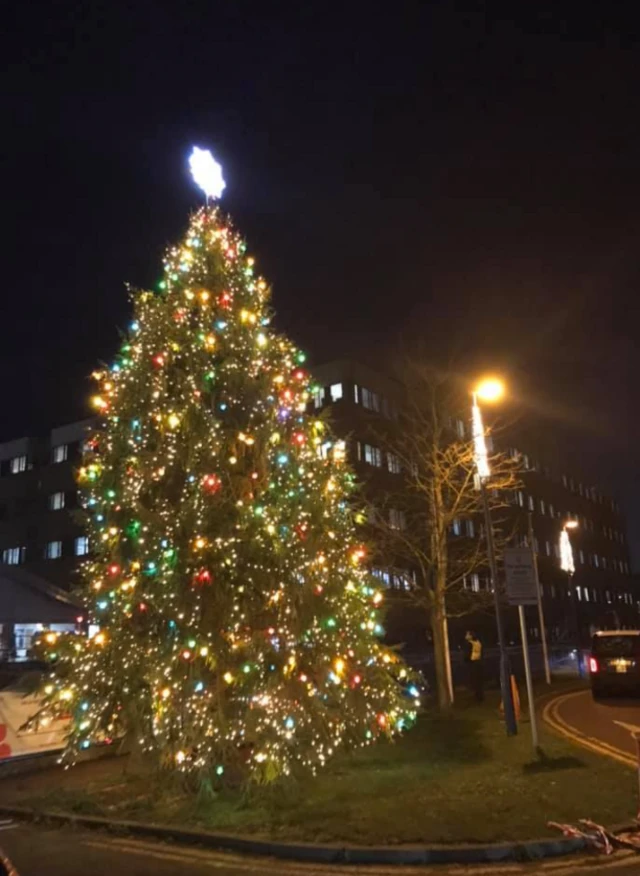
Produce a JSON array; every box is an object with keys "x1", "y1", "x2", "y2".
[{"x1": 504, "y1": 547, "x2": 538, "y2": 606}]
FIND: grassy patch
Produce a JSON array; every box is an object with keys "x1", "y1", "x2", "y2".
[{"x1": 3, "y1": 688, "x2": 635, "y2": 845}]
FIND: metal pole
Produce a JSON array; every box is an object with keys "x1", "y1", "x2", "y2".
[
  {"x1": 518, "y1": 604, "x2": 539, "y2": 749},
  {"x1": 527, "y1": 513, "x2": 551, "y2": 684},
  {"x1": 480, "y1": 480, "x2": 518, "y2": 736}
]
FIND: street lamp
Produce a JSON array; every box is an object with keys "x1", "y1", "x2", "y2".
[
  {"x1": 472, "y1": 378, "x2": 518, "y2": 736},
  {"x1": 560, "y1": 520, "x2": 582, "y2": 666}
]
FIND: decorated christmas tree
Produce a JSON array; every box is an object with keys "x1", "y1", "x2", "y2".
[{"x1": 34, "y1": 150, "x2": 418, "y2": 784}]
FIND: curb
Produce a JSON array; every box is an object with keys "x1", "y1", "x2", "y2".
[{"x1": 0, "y1": 804, "x2": 586, "y2": 865}]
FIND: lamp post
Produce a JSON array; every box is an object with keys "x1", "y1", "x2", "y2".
[
  {"x1": 472, "y1": 378, "x2": 518, "y2": 736},
  {"x1": 560, "y1": 519, "x2": 581, "y2": 673}
]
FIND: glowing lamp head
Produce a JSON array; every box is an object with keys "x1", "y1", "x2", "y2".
[
  {"x1": 564, "y1": 520, "x2": 579, "y2": 530},
  {"x1": 189, "y1": 146, "x2": 226, "y2": 200},
  {"x1": 474, "y1": 377, "x2": 505, "y2": 403}
]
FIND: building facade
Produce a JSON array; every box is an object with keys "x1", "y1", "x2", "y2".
[{"x1": 0, "y1": 361, "x2": 636, "y2": 660}]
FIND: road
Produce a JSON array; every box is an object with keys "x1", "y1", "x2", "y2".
[
  {"x1": 544, "y1": 689, "x2": 640, "y2": 767},
  {"x1": 1, "y1": 821, "x2": 640, "y2": 876}
]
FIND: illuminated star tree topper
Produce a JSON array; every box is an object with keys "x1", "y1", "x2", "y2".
[{"x1": 189, "y1": 146, "x2": 226, "y2": 200}]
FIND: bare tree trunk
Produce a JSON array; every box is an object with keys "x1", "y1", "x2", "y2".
[{"x1": 430, "y1": 592, "x2": 452, "y2": 710}]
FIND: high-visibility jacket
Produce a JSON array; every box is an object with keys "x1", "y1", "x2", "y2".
[{"x1": 470, "y1": 639, "x2": 482, "y2": 661}]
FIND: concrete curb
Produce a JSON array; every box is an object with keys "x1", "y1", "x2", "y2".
[{"x1": 0, "y1": 804, "x2": 587, "y2": 865}]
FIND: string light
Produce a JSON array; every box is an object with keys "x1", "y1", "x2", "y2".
[{"x1": 27, "y1": 199, "x2": 418, "y2": 785}]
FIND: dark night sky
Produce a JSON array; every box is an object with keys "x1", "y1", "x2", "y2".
[{"x1": 2, "y1": 3, "x2": 639, "y2": 563}]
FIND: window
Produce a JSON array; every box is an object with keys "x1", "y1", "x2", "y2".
[
  {"x1": 539, "y1": 499, "x2": 546, "y2": 515},
  {"x1": 75, "y1": 536, "x2": 90, "y2": 556},
  {"x1": 312, "y1": 387, "x2": 325, "y2": 409},
  {"x1": 52, "y1": 444, "x2": 68, "y2": 463},
  {"x1": 2, "y1": 546, "x2": 25, "y2": 565},
  {"x1": 579, "y1": 549, "x2": 585, "y2": 565},
  {"x1": 361, "y1": 386, "x2": 380, "y2": 412},
  {"x1": 10, "y1": 455, "x2": 27, "y2": 474},
  {"x1": 516, "y1": 490, "x2": 524, "y2": 507},
  {"x1": 389, "y1": 508, "x2": 406, "y2": 530},
  {"x1": 549, "y1": 504, "x2": 555, "y2": 518},
  {"x1": 353, "y1": 384, "x2": 360, "y2": 404},
  {"x1": 465, "y1": 519, "x2": 475, "y2": 537},
  {"x1": 455, "y1": 419, "x2": 466, "y2": 439},
  {"x1": 470, "y1": 573, "x2": 480, "y2": 592},
  {"x1": 362, "y1": 444, "x2": 382, "y2": 467},
  {"x1": 527, "y1": 495, "x2": 535, "y2": 512},
  {"x1": 452, "y1": 518, "x2": 462, "y2": 536},
  {"x1": 329, "y1": 383, "x2": 343, "y2": 402},
  {"x1": 387, "y1": 452, "x2": 401, "y2": 474},
  {"x1": 372, "y1": 568, "x2": 391, "y2": 588},
  {"x1": 606, "y1": 590, "x2": 612, "y2": 604},
  {"x1": 545, "y1": 541, "x2": 551, "y2": 556},
  {"x1": 45, "y1": 540, "x2": 62, "y2": 559},
  {"x1": 49, "y1": 491, "x2": 65, "y2": 511}
]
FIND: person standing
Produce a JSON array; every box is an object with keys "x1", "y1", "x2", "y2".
[{"x1": 465, "y1": 630, "x2": 484, "y2": 702}]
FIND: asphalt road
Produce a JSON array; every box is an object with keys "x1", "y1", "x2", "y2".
[
  {"x1": 545, "y1": 689, "x2": 640, "y2": 766},
  {"x1": 1, "y1": 822, "x2": 640, "y2": 876}
]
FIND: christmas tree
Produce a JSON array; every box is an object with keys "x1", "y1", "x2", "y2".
[{"x1": 34, "y1": 151, "x2": 418, "y2": 784}]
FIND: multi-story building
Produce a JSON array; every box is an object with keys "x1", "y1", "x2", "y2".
[
  {"x1": 0, "y1": 420, "x2": 91, "y2": 657},
  {"x1": 309, "y1": 359, "x2": 637, "y2": 652},
  {"x1": 0, "y1": 360, "x2": 636, "y2": 661}
]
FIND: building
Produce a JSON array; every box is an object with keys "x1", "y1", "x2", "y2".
[
  {"x1": 309, "y1": 359, "x2": 637, "y2": 651},
  {"x1": 0, "y1": 421, "x2": 91, "y2": 657},
  {"x1": 0, "y1": 360, "x2": 636, "y2": 660}
]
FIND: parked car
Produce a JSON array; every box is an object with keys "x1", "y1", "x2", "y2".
[{"x1": 589, "y1": 630, "x2": 640, "y2": 699}]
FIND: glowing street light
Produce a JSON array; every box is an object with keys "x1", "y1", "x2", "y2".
[
  {"x1": 471, "y1": 377, "x2": 517, "y2": 737},
  {"x1": 189, "y1": 146, "x2": 226, "y2": 201}
]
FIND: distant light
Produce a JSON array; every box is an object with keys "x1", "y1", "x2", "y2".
[
  {"x1": 565, "y1": 520, "x2": 579, "y2": 530},
  {"x1": 189, "y1": 146, "x2": 225, "y2": 200}
]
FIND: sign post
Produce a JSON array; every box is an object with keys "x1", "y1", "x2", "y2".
[{"x1": 504, "y1": 547, "x2": 539, "y2": 750}]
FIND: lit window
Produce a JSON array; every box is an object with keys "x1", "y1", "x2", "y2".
[
  {"x1": 549, "y1": 504, "x2": 555, "y2": 518},
  {"x1": 52, "y1": 444, "x2": 68, "y2": 463},
  {"x1": 452, "y1": 518, "x2": 462, "y2": 536},
  {"x1": 313, "y1": 387, "x2": 325, "y2": 409},
  {"x1": 372, "y1": 569, "x2": 391, "y2": 588},
  {"x1": 45, "y1": 540, "x2": 62, "y2": 559},
  {"x1": 362, "y1": 444, "x2": 382, "y2": 467},
  {"x1": 353, "y1": 384, "x2": 360, "y2": 403},
  {"x1": 455, "y1": 419, "x2": 466, "y2": 439},
  {"x1": 465, "y1": 519, "x2": 475, "y2": 537},
  {"x1": 49, "y1": 491, "x2": 65, "y2": 511},
  {"x1": 389, "y1": 508, "x2": 406, "y2": 530},
  {"x1": 2, "y1": 546, "x2": 25, "y2": 565},
  {"x1": 75, "y1": 536, "x2": 90, "y2": 556},
  {"x1": 576, "y1": 586, "x2": 582, "y2": 601},
  {"x1": 361, "y1": 387, "x2": 380, "y2": 412},
  {"x1": 517, "y1": 491, "x2": 524, "y2": 507},
  {"x1": 10, "y1": 455, "x2": 27, "y2": 474},
  {"x1": 539, "y1": 499, "x2": 545, "y2": 515},
  {"x1": 329, "y1": 383, "x2": 343, "y2": 402},
  {"x1": 387, "y1": 452, "x2": 401, "y2": 474},
  {"x1": 465, "y1": 573, "x2": 480, "y2": 592},
  {"x1": 527, "y1": 495, "x2": 535, "y2": 512},
  {"x1": 545, "y1": 541, "x2": 551, "y2": 556}
]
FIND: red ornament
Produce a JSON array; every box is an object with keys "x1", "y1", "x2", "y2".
[
  {"x1": 193, "y1": 569, "x2": 212, "y2": 585},
  {"x1": 293, "y1": 433, "x2": 306, "y2": 446},
  {"x1": 202, "y1": 474, "x2": 221, "y2": 493},
  {"x1": 294, "y1": 522, "x2": 308, "y2": 540},
  {"x1": 108, "y1": 564, "x2": 120, "y2": 576},
  {"x1": 153, "y1": 353, "x2": 165, "y2": 367},
  {"x1": 293, "y1": 369, "x2": 306, "y2": 381},
  {"x1": 219, "y1": 291, "x2": 232, "y2": 309}
]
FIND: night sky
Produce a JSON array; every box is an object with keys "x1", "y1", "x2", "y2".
[{"x1": 2, "y1": 4, "x2": 639, "y2": 564}]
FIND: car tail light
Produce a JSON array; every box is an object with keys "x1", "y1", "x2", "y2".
[{"x1": 589, "y1": 656, "x2": 598, "y2": 673}]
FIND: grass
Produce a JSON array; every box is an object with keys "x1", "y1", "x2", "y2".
[{"x1": 3, "y1": 687, "x2": 636, "y2": 845}]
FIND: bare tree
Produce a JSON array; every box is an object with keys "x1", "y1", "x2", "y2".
[{"x1": 368, "y1": 360, "x2": 521, "y2": 711}]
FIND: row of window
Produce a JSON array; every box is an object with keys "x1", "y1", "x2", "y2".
[
  {"x1": 2, "y1": 536, "x2": 89, "y2": 565},
  {"x1": 513, "y1": 491, "x2": 626, "y2": 542},
  {"x1": 372, "y1": 568, "x2": 416, "y2": 591},
  {"x1": 357, "y1": 442, "x2": 402, "y2": 473},
  {"x1": 4, "y1": 443, "x2": 71, "y2": 475}
]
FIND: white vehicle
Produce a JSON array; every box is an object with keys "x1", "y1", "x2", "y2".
[{"x1": 0, "y1": 681, "x2": 69, "y2": 760}]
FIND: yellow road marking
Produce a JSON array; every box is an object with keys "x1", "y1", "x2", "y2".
[{"x1": 542, "y1": 691, "x2": 636, "y2": 768}]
